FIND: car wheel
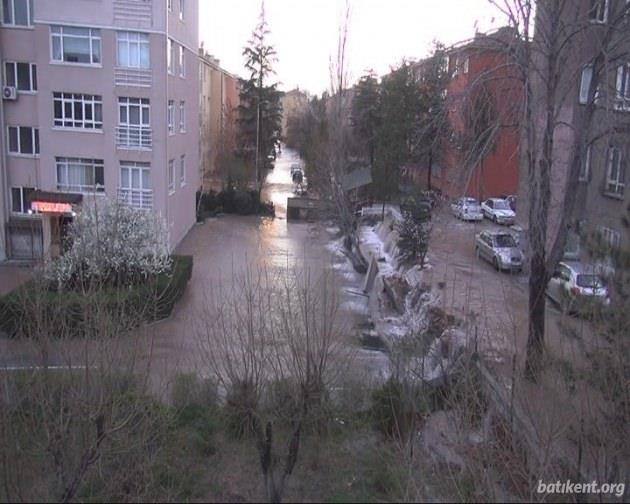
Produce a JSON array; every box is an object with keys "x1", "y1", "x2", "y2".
[{"x1": 493, "y1": 256, "x2": 500, "y2": 271}]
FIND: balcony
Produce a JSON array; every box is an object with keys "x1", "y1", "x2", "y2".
[
  {"x1": 113, "y1": 0, "x2": 153, "y2": 28},
  {"x1": 116, "y1": 126, "x2": 152, "y2": 150},
  {"x1": 118, "y1": 188, "x2": 153, "y2": 210},
  {"x1": 114, "y1": 67, "x2": 152, "y2": 87}
]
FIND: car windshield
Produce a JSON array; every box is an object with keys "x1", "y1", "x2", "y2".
[
  {"x1": 493, "y1": 200, "x2": 511, "y2": 210},
  {"x1": 494, "y1": 234, "x2": 516, "y2": 248},
  {"x1": 464, "y1": 199, "x2": 480, "y2": 208},
  {"x1": 577, "y1": 274, "x2": 603, "y2": 289}
]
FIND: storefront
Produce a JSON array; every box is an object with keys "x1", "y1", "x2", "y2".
[{"x1": 7, "y1": 191, "x2": 82, "y2": 260}]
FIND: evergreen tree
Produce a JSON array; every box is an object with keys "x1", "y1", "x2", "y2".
[
  {"x1": 351, "y1": 71, "x2": 381, "y2": 166},
  {"x1": 238, "y1": 3, "x2": 282, "y2": 190}
]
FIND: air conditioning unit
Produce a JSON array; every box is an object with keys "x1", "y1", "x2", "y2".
[{"x1": 2, "y1": 86, "x2": 17, "y2": 101}]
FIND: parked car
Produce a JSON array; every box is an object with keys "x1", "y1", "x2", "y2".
[
  {"x1": 475, "y1": 230, "x2": 524, "y2": 272},
  {"x1": 546, "y1": 261, "x2": 610, "y2": 314},
  {"x1": 451, "y1": 197, "x2": 484, "y2": 221},
  {"x1": 481, "y1": 198, "x2": 516, "y2": 225}
]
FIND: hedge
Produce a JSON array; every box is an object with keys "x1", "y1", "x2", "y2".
[{"x1": 0, "y1": 255, "x2": 193, "y2": 338}]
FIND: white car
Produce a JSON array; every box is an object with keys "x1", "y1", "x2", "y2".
[
  {"x1": 475, "y1": 230, "x2": 524, "y2": 272},
  {"x1": 481, "y1": 198, "x2": 516, "y2": 225},
  {"x1": 451, "y1": 197, "x2": 483, "y2": 221},
  {"x1": 547, "y1": 261, "x2": 610, "y2": 314}
]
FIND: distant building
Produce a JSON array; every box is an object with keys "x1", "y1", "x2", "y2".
[
  {"x1": 281, "y1": 88, "x2": 309, "y2": 139},
  {"x1": 412, "y1": 27, "x2": 523, "y2": 201},
  {"x1": 198, "y1": 48, "x2": 240, "y2": 191},
  {"x1": 0, "y1": 0, "x2": 199, "y2": 260}
]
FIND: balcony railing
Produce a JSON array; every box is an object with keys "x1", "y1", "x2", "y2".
[
  {"x1": 116, "y1": 126, "x2": 152, "y2": 150},
  {"x1": 118, "y1": 187, "x2": 153, "y2": 210},
  {"x1": 113, "y1": 0, "x2": 153, "y2": 27},
  {"x1": 57, "y1": 183, "x2": 105, "y2": 194},
  {"x1": 114, "y1": 67, "x2": 152, "y2": 87}
]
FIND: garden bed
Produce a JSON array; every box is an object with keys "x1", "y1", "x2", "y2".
[{"x1": 0, "y1": 255, "x2": 193, "y2": 338}]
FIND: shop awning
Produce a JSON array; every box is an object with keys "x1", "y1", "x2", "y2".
[{"x1": 29, "y1": 191, "x2": 82, "y2": 214}]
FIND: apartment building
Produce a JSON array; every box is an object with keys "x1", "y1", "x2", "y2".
[
  {"x1": 413, "y1": 27, "x2": 522, "y2": 200},
  {"x1": 0, "y1": 0, "x2": 199, "y2": 260},
  {"x1": 198, "y1": 48, "x2": 239, "y2": 192},
  {"x1": 517, "y1": 0, "x2": 630, "y2": 260}
]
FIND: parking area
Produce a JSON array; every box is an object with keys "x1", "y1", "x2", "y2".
[{"x1": 424, "y1": 204, "x2": 599, "y2": 371}]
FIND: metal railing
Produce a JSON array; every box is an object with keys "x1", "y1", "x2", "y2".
[
  {"x1": 113, "y1": 0, "x2": 153, "y2": 27},
  {"x1": 116, "y1": 126, "x2": 152, "y2": 149},
  {"x1": 118, "y1": 187, "x2": 153, "y2": 210},
  {"x1": 114, "y1": 67, "x2": 152, "y2": 87}
]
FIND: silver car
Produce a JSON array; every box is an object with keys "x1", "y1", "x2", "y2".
[
  {"x1": 547, "y1": 261, "x2": 610, "y2": 314},
  {"x1": 475, "y1": 230, "x2": 524, "y2": 272},
  {"x1": 481, "y1": 198, "x2": 516, "y2": 225},
  {"x1": 451, "y1": 197, "x2": 484, "y2": 221}
]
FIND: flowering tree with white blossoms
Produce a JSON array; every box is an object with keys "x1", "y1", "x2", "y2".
[{"x1": 46, "y1": 198, "x2": 172, "y2": 288}]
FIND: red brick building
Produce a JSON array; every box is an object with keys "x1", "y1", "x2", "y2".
[{"x1": 418, "y1": 28, "x2": 523, "y2": 200}]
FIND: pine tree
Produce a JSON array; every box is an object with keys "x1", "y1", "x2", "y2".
[
  {"x1": 351, "y1": 71, "x2": 381, "y2": 166},
  {"x1": 237, "y1": 2, "x2": 282, "y2": 191}
]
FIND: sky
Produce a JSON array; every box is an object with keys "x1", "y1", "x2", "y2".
[{"x1": 199, "y1": 0, "x2": 506, "y2": 95}]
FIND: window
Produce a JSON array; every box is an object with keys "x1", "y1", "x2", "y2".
[
  {"x1": 179, "y1": 0, "x2": 184, "y2": 20},
  {"x1": 51, "y1": 26, "x2": 101, "y2": 65},
  {"x1": 579, "y1": 65, "x2": 593, "y2": 105},
  {"x1": 53, "y1": 92, "x2": 103, "y2": 129},
  {"x1": 7, "y1": 126, "x2": 39, "y2": 155},
  {"x1": 179, "y1": 155, "x2": 186, "y2": 186},
  {"x1": 4, "y1": 62, "x2": 36, "y2": 91},
  {"x1": 168, "y1": 100, "x2": 174, "y2": 134},
  {"x1": 605, "y1": 147, "x2": 625, "y2": 197},
  {"x1": 2, "y1": 0, "x2": 32, "y2": 26},
  {"x1": 120, "y1": 161, "x2": 152, "y2": 209},
  {"x1": 589, "y1": 0, "x2": 609, "y2": 23},
  {"x1": 167, "y1": 0, "x2": 172, "y2": 12},
  {"x1": 179, "y1": 45, "x2": 185, "y2": 77},
  {"x1": 168, "y1": 159, "x2": 175, "y2": 193},
  {"x1": 579, "y1": 145, "x2": 592, "y2": 182},
  {"x1": 11, "y1": 186, "x2": 34, "y2": 213},
  {"x1": 179, "y1": 100, "x2": 186, "y2": 132},
  {"x1": 615, "y1": 63, "x2": 630, "y2": 110},
  {"x1": 117, "y1": 31, "x2": 150, "y2": 69},
  {"x1": 118, "y1": 97, "x2": 151, "y2": 148},
  {"x1": 598, "y1": 226, "x2": 621, "y2": 251},
  {"x1": 167, "y1": 38, "x2": 175, "y2": 74},
  {"x1": 462, "y1": 56, "x2": 469, "y2": 74},
  {"x1": 56, "y1": 157, "x2": 104, "y2": 193}
]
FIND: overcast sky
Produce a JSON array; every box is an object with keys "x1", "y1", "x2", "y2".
[{"x1": 199, "y1": 0, "x2": 505, "y2": 95}]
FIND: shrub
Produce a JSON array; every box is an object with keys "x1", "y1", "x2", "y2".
[
  {"x1": 370, "y1": 378, "x2": 428, "y2": 441},
  {"x1": 0, "y1": 255, "x2": 193, "y2": 338}
]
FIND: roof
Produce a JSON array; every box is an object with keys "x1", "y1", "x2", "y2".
[{"x1": 341, "y1": 167, "x2": 372, "y2": 191}]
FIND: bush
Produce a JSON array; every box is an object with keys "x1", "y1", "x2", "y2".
[
  {"x1": 370, "y1": 379, "x2": 428, "y2": 441},
  {"x1": 0, "y1": 255, "x2": 193, "y2": 338},
  {"x1": 196, "y1": 189, "x2": 275, "y2": 218}
]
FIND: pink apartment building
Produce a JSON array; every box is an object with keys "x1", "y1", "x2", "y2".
[{"x1": 0, "y1": 0, "x2": 199, "y2": 260}]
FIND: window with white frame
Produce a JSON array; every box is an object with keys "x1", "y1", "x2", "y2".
[
  {"x1": 51, "y1": 26, "x2": 101, "y2": 65},
  {"x1": 167, "y1": 0, "x2": 172, "y2": 11},
  {"x1": 56, "y1": 157, "x2": 104, "y2": 193},
  {"x1": 179, "y1": 0, "x2": 185, "y2": 20},
  {"x1": 11, "y1": 186, "x2": 35, "y2": 213},
  {"x1": 579, "y1": 64, "x2": 593, "y2": 104},
  {"x1": 615, "y1": 63, "x2": 630, "y2": 110},
  {"x1": 7, "y1": 126, "x2": 38, "y2": 155},
  {"x1": 589, "y1": 0, "x2": 609, "y2": 23},
  {"x1": 120, "y1": 161, "x2": 152, "y2": 209},
  {"x1": 118, "y1": 97, "x2": 151, "y2": 148},
  {"x1": 168, "y1": 159, "x2": 175, "y2": 193},
  {"x1": 53, "y1": 92, "x2": 103, "y2": 129},
  {"x1": 179, "y1": 100, "x2": 186, "y2": 132},
  {"x1": 179, "y1": 155, "x2": 185, "y2": 186},
  {"x1": 598, "y1": 226, "x2": 621, "y2": 251},
  {"x1": 1, "y1": 0, "x2": 32, "y2": 26},
  {"x1": 179, "y1": 45, "x2": 185, "y2": 77},
  {"x1": 579, "y1": 145, "x2": 592, "y2": 182},
  {"x1": 168, "y1": 100, "x2": 175, "y2": 134},
  {"x1": 462, "y1": 56, "x2": 469, "y2": 74},
  {"x1": 167, "y1": 38, "x2": 175, "y2": 74},
  {"x1": 4, "y1": 62, "x2": 36, "y2": 91},
  {"x1": 117, "y1": 31, "x2": 150, "y2": 69},
  {"x1": 605, "y1": 146, "x2": 625, "y2": 197}
]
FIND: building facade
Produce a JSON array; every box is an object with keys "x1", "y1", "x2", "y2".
[
  {"x1": 198, "y1": 48, "x2": 239, "y2": 192},
  {"x1": 413, "y1": 28, "x2": 522, "y2": 201},
  {"x1": 0, "y1": 0, "x2": 199, "y2": 260}
]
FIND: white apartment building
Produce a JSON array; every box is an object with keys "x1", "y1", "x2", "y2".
[{"x1": 0, "y1": 0, "x2": 199, "y2": 260}]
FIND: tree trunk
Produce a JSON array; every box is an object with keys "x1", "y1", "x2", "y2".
[
  {"x1": 525, "y1": 253, "x2": 548, "y2": 381},
  {"x1": 427, "y1": 150, "x2": 433, "y2": 191}
]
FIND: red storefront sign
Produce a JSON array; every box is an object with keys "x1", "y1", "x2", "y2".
[{"x1": 31, "y1": 201, "x2": 73, "y2": 214}]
